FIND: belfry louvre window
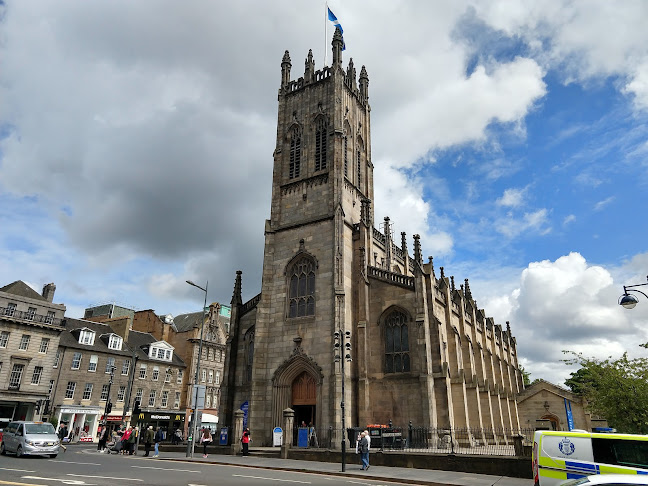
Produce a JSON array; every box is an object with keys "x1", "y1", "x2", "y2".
[
  {"x1": 385, "y1": 310, "x2": 410, "y2": 373},
  {"x1": 289, "y1": 127, "x2": 301, "y2": 179},
  {"x1": 356, "y1": 147, "x2": 362, "y2": 185},
  {"x1": 314, "y1": 118, "x2": 327, "y2": 171},
  {"x1": 344, "y1": 136, "x2": 348, "y2": 177},
  {"x1": 288, "y1": 258, "x2": 315, "y2": 318}
]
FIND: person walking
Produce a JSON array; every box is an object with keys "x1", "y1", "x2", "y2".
[
  {"x1": 359, "y1": 431, "x2": 370, "y2": 470},
  {"x1": 241, "y1": 428, "x2": 250, "y2": 456},
  {"x1": 144, "y1": 426, "x2": 154, "y2": 457},
  {"x1": 58, "y1": 423, "x2": 68, "y2": 453},
  {"x1": 201, "y1": 428, "x2": 212, "y2": 458},
  {"x1": 120, "y1": 426, "x2": 132, "y2": 455},
  {"x1": 174, "y1": 428, "x2": 183, "y2": 445},
  {"x1": 153, "y1": 427, "x2": 164, "y2": 458},
  {"x1": 97, "y1": 425, "x2": 108, "y2": 452}
]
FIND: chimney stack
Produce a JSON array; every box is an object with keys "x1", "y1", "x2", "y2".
[{"x1": 42, "y1": 283, "x2": 56, "y2": 302}]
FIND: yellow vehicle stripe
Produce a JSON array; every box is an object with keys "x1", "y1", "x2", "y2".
[{"x1": 539, "y1": 468, "x2": 568, "y2": 480}]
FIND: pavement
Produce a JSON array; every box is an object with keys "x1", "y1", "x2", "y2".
[{"x1": 147, "y1": 447, "x2": 534, "y2": 486}]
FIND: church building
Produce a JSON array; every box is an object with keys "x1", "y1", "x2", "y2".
[{"x1": 221, "y1": 28, "x2": 524, "y2": 447}]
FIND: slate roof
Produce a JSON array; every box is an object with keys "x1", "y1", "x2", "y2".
[
  {"x1": 61, "y1": 317, "x2": 133, "y2": 357},
  {"x1": 126, "y1": 329, "x2": 186, "y2": 368},
  {"x1": 172, "y1": 311, "x2": 203, "y2": 332},
  {"x1": 0, "y1": 280, "x2": 46, "y2": 301}
]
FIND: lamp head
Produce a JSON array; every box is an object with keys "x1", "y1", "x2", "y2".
[{"x1": 619, "y1": 293, "x2": 639, "y2": 309}]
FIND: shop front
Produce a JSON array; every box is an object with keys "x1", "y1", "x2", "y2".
[
  {"x1": 134, "y1": 411, "x2": 185, "y2": 441},
  {"x1": 55, "y1": 406, "x2": 102, "y2": 443}
]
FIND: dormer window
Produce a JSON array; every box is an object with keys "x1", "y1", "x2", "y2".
[
  {"x1": 148, "y1": 341, "x2": 174, "y2": 362},
  {"x1": 108, "y1": 334, "x2": 123, "y2": 351},
  {"x1": 78, "y1": 329, "x2": 95, "y2": 346}
]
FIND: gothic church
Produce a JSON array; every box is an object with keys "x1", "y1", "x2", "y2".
[{"x1": 221, "y1": 29, "x2": 523, "y2": 446}]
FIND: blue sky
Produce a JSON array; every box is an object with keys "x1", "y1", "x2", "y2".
[{"x1": 1, "y1": 1, "x2": 647, "y2": 386}]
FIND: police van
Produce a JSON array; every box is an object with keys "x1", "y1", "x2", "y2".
[{"x1": 532, "y1": 430, "x2": 648, "y2": 486}]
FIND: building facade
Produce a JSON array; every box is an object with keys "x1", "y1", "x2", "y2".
[
  {"x1": 0, "y1": 281, "x2": 66, "y2": 426},
  {"x1": 132, "y1": 304, "x2": 229, "y2": 436},
  {"x1": 221, "y1": 30, "x2": 524, "y2": 446}
]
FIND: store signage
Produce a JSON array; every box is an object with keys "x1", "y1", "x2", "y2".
[
  {"x1": 79, "y1": 437, "x2": 93, "y2": 442},
  {"x1": 104, "y1": 415, "x2": 123, "y2": 422},
  {"x1": 61, "y1": 408, "x2": 96, "y2": 415},
  {"x1": 151, "y1": 415, "x2": 171, "y2": 420}
]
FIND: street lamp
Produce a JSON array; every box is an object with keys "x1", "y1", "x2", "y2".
[
  {"x1": 103, "y1": 364, "x2": 117, "y2": 423},
  {"x1": 619, "y1": 276, "x2": 648, "y2": 309},
  {"x1": 333, "y1": 329, "x2": 352, "y2": 472},
  {"x1": 185, "y1": 279, "x2": 208, "y2": 458}
]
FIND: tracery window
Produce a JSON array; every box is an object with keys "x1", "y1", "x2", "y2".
[
  {"x1": 314, "y1": 118, "x2": 327, "y2": 171},
  {"x1": 288, "y1": 257, "x2": 316, "y2": 318},
  {"x1": 289, "y1": 127, "x2": 301, "y2": 179},
  {"x1": 384, "y1": 310, "x2": 410, "y2": 373}
]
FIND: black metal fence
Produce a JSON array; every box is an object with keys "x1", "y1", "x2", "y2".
[{"x1": 293, "y1": 426, "x2": 534, "y2": 456}]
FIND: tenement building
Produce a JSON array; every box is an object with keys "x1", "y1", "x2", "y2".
[
  {"x1": 221, "y1": 29, "x2": 524, "y2": 447},
  {"x1": 0, "y1": 281, "x2": 66, "y2": 425},
  {"x1": 132, "y1": 304, "x2": 229, "y2": 436}
]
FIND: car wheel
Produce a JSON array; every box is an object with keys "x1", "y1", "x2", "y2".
[
  {"x1": 49, "y1": 454, "x2": 57, "y2": 458},
  {"x1": 0, "y1": 442, "x2": 5, "y2": 455},
  {"x1": 16, "y1": 445, "x2": 23, "y2": 458}
]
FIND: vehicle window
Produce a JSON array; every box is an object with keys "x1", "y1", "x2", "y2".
[
  {"x1": 25, "y1": 423, "x2": 56, "y2": 434},
  {"x1": 16, "y1": 424, "x2": 23, "y2": 436},
  {"x1": 6, "y1": 423, "x2": 16, "y2": 434},
  {"x1": 592, "y1": 438, "x2": 648, "y2": 469}
]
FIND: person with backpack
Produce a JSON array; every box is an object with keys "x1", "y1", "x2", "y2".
[
  {"x1": 200, "y1": 428, "x2": 212, "y2": 458},
  {"x1": 153, "y1": 427, "x2": 164, "y2": 458}
]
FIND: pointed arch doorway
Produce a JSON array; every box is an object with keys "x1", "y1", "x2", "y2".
[{"x1": 292, "y1": 371, "x2": 317, "y2": 426}]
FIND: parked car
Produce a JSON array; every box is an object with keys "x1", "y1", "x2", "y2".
[
  {"x1": 0, "y1": 421, "x2": 60, "y2": 458},
  {"x1": 561, "y1": 474, "x2": 648, "y2": 485}
]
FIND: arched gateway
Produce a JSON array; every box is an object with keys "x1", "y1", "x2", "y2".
[{"x1": 271, "y1": 349, "x2": 323, "y2": 429}]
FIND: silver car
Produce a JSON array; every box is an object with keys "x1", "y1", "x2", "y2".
[{"x1": 0, "y1": 421, "x2": 60, "y2": 458}]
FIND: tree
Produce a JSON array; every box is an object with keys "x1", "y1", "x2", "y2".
[
  {"x1": 563, "y1": 350, "x2": 648, "y2": 434},
  {"x1": 519, "y1": 365, "x2": 532, "y2": 386}
]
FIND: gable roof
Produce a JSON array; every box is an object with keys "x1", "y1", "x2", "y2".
[
  {"x1": 517, "y1": 378, "x2": 581, "y2": 404},
  {"x1": 172, "y1": 311, "x2": 203, "y2": 332},
  {"x1": 0, "y1": 280, "x2": 45, "y2": 301},
  {"x1": 127, "y1": 330, "x2": 186, "y2": 368},
  {"x1": 61, "y1": 317, "x2": 133, "y2": 357}
]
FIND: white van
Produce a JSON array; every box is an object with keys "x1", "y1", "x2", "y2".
[{"x1": 532, "y1": 430, "x2": 648, "y2": 486}]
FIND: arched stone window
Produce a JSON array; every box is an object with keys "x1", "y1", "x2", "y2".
[
  {"x1": 314, "y1": 117, "x2": 327, "y2": 171},
  {"x1": 289, "y1": 126, "x2": 301, "y2": 179},
  {"x1": 244, "y1": 327, "x2": 254, "y2": 383},
  {"x1": 384, "y1": 309, "x2": 410, "y2": 373},
  {"x1": 288, "y1": 257, "x2": 316, "y2": 318},
  {"x1": 356, "y1": 139, "x2": 363, "y2": 186},
  {"x1": 343, "y1": 135, "x2": 348, "y2": 178}
]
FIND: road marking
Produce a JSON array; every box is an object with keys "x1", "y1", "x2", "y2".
[
  {"x1": 0, "y1": 469, "x2": 36, "y2": 473},
  {"x1": 49, "y1": 461, "x2": 100, "y2": 466},
  {"x1": 232, "y1": 475, "x2": 311, "y2": 484},
  {"x1": 0, "y1": 480, "x2": 45, "y2": 486},
  {"x1": 67, "y1": 475, "x2": 142, "y2": 482},
  {"x1": 131, "y1": 465, "x2": 201, "y2": 473},
  {"x1": 22, "y1": 477, "x2": 95, "y2": 486}
]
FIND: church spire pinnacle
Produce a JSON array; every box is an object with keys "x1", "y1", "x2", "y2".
[
  {"x1": 281, "y1": 50, "x2": 291, "y2": 88},
  {"x1": 332, "y1": 27, "x2": 344, "y2": 66}
]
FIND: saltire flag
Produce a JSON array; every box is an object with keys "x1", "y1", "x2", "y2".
[{"x1": 327, "y1": 7, "x2": 346, "y2": 50}]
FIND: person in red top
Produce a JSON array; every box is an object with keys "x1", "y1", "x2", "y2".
[{"x1": 241, "y1": 428, "x2": 250, "y2": 456}]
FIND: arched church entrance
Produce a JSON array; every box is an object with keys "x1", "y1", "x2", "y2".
[{"x1": 292, "y1": 371, "x2": 316, "y2": 426}]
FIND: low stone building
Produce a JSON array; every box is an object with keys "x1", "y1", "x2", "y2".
[
  {"x1": 0, "y1": 280, "x2": 66, "y2": 425},
  {"x1": 516, "y1": 380, "x2": 607, "y2": 432}
]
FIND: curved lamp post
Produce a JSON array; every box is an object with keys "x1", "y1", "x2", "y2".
[
  {"x1": 619, "y1": 275, "x2": 648, "y2": 309},
  {"x1": 186, "y1": 279, "x2": 208, "y2": 458}
]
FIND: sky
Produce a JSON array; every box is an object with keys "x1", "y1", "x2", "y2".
[{"x1": 1, "y1": 1, "x2": 648, "y2": 387}]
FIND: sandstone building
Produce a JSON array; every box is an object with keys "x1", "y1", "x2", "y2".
[
  {"x1": 220, "y1": 29, "x2": 524, "y2": 447},
  {"x1": 0, "y1": 281, "x2": 66, "y2": 425}
]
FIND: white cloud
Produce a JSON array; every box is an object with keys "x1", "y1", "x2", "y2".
[
  {"x1": 563, "y1": 214, "x2": 576, "y2": 226},
  {"x1": 594, "y1": 196, "x2": 615, "y2": 211},
  {"x1": 495, "y1": 208, "x2": 550, "y2": 238},
  {"x1": 497, "y1": 187, "x2": 526, "y2": 207}
]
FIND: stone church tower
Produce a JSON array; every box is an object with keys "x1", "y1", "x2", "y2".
[{"x1": 221, "y1": 29, "x2": 523, "y2": 447}]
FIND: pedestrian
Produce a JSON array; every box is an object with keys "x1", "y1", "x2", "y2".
[
  {"x1": 97, "y1": 424, "x2": 108, "y2": 452},
  {"x1": 58, "y1": 423, "x2": 68, "y2": 453},
  {"x1": 154, "y1": 427, "x2": 164, "y2": 458},
  {"x1": 363, "y1": 429, "x2": 371, "y2": 451},
  {"x1": 144, "y1": 425, "x2": 154, "y2": 457},
  {"x1": 201, "y1": 428, "x2": 212, "y2": 458},
  {"x1": 128, "y1": 426, "x2": 139, "y2": 455},
  {"x1": 241, "y1": 428, "x2": 250, "y2": 456},
  {"x1": 174, "y1": 428, "x2": 183, "y2": 445},
  {"x1": 121, "y1": 426, "x2": 132, "y2": 455},
  {"x1": 359, "y1": 431, "x2": 370, "y2": 470}
]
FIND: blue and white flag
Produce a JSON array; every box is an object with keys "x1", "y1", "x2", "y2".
[{"x1": 327, "y1": 7, "x2": 346, "y2": 50}]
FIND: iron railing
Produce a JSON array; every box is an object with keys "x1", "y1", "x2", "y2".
[{"x1": 0, "y1": 306, "x2": 63, "y2": 327}]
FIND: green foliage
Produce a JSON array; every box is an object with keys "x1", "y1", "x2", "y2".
[
  {"x1": 49, "y1": 416, "x2": 58, "y2": 428},
  {"x1": 563, "y1": 350, "x2": 648, "y2": 434},
  {"x1": 519, "y1": 365, "x2": 532, "y2": 386}
]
